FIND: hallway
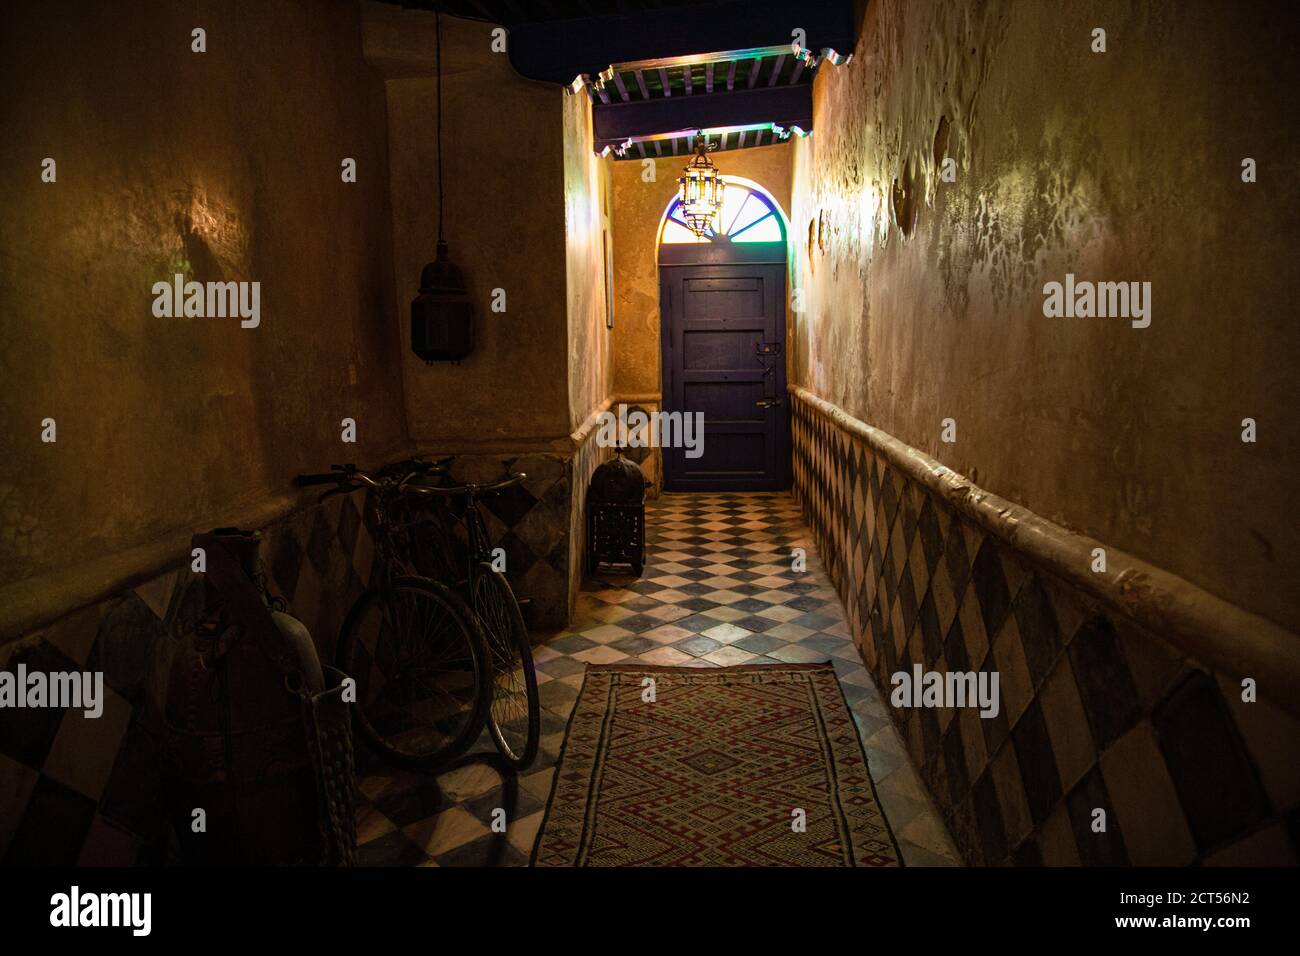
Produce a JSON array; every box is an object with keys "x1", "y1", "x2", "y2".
[
  {"x1": 2, "y1": 0, "x2": 1298, "y2": 900},
  {"x1": 354, "y1": 492, "x2": 959, "y2": 866}
]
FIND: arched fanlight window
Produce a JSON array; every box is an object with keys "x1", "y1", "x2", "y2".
[{"x1": 660, "y1": 179, "x2": 786, "y2": 244}]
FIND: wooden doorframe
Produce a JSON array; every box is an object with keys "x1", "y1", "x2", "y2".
[
  {"x1": 657, "y1": 240, "x2": 791, "y2": 492},
  {"x1": 658, "y1": 241, "x2": 787, "y2": 268}
]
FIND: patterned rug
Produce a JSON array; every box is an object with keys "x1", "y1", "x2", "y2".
[{"x1": 531, "y1": 662, "x2": 901, "y2": 866}]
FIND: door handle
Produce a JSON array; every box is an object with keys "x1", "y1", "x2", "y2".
[{"x1": 755, "y1": 398, "x2": 782, "y2": 409}]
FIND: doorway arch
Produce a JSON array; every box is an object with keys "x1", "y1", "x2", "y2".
[
  {"x1": 656, "y1": 175, "x2": 791, "y2": 491},
  {"x1": 657, "y1": 175, "x2": 790, "y2": 248}
]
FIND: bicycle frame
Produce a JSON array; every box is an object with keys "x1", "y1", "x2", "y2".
[
  {"x1": 461, "y1": 491, "x2": 494, "y2": 593},
  {"x1": 394, "y1": 473, "x2": 525, "y2": 595},
  {"x1": 300, "y1": 463, "x2": 524, "y2": 625},
  {"x1": 299, "y1": 462, "x2": 494, "y2": 769},
  {"x1": 364, "y1": 493, "x2": 425, "y2": 658}
]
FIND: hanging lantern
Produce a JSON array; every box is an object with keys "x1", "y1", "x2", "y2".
[
  {"x1": 677, "y1": 133, "x2": 724, "y2": 237},
  {"x1": 411, "y1": 239, "x2": 473, "y2": 362},
  {"x1": 410, "y1": 10, "x2": 474, "y2": 363}
]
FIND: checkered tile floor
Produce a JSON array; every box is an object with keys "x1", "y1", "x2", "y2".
[{"x1": 353, "y1": 492, "x2": 961, "y2": 866}]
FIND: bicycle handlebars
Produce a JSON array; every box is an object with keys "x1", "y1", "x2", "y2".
[
  {"x1": 400, "y1": 472, "x2": 527, "y2": 498},
  {"x1": 294, "y1": 464, "x2": 383, "y2": 492},
  {"x1": 295, "y1": 462, "x2": 526, "y2": 499}
]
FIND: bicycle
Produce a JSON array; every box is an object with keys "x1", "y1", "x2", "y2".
[
  {"x1": 403, "y1": 470, "x2": 541, "y2": 771},
  {"x1": 295, "y1": 463, "x2": 489, "y2": 770}
]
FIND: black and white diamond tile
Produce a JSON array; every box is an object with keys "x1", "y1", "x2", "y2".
[
  {"x1": 790, "y1": 390, "x2": 1300, "y2": 866},
  {"x1": 349, "y1": 491, "x2": 962, "y2": 867},
  {"x1": 0, "y1": 491, "x2": 381, "y2": 866},
  {"x1": 0, "y1": 437, "x2": 612, "y2": 866}
]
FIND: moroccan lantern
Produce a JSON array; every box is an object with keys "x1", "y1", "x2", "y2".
[
  {"x1": 410, "y1": 10, "x2": 474, "y2": 362},
  {"x1": 411, "y1": 239, "x2": 473, "y2": 362},
  {"x1": 677, "y1": 133, "x2": 725, "y2": 238},
  {"x1": 587, "y1": 451, "x2": 649, "y2": 577}
]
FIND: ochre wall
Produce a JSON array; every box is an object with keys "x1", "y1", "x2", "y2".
[
  {"x1": 563, "y1": 89, "x2": 616, "y2": 432},
  {"x1": 0, "y1": 0, "x2": 405, "y2": 588},
  {"x1": 375, "y1": 9, "x2": 572, "y2": 448},
  {"x1": 789, "y1": 0, "x2": 1300, "y2": 630},
  {"x1": 371, "y1": 8, "x2": 615, "y2": 625},
  {"x1": 610, "y1": 142, "x2": 792, "y2": 399},
  {"x1": 561, "y1": 86, "x2": 616, "y2": 616}
]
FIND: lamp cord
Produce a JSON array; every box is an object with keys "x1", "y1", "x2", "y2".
[{"x1": 436, "y1": 9, "x2": 444, "y2": 244}]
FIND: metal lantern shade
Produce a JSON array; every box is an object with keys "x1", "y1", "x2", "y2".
[
  {"x1": 677, "y1": 139, "x2": 724, "y2": 237},
  {"x1": 411, "y1": 13, "x2": 473, "y2": 363},
  {"x1": 587, "y1": 454, "x2": 648, "y2": 577},
  {"x1": 411, "y1": 239, "x2": 474, "y2": 362}
]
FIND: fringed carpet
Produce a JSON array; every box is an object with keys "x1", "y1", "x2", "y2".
[{"x1": 531, "y1": 662, "x2": 901, "y2": 866}]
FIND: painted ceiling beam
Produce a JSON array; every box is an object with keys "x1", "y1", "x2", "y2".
[
  {"x1": 593, "y1": 82, "x2": 811, "y2": 142},
  {"x1": 508, "y1": 0, "x2": 854, "y2": 85},
  {"x1": 571, "y1": 42, "x2": 833, "y2": 100},
  {"x1": 596, "y1": 119, "x2": 808, "y2": 160},
  {"x1": 767, "y1": 53, "x2": 785, "y2": 86}
]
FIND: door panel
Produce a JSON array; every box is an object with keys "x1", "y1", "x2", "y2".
[
  {"x1": 682, "y1": 329, "x2": 764, "y2": 369},
  {"x1": 683, "y1": 277, "x2": 764, "y2": 319},
  {"x1": 660, "y1": 262, "x2": 789, "y2": 491}
]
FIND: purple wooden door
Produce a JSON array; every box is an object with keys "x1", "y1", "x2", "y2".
[{"x1": 660, "y1": 260, "x2": 789, "y2": 491}]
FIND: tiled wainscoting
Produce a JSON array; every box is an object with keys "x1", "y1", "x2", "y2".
[
  {"x1": 0, "y1": 449, "x2": 593, "y2": 865},
  {"x1": 441, "y1": 452, "x2": 588, "y2": 629},
  {"x1": 0, "y1": 493, "x2": 371, "y2": 865},
  {"x1": 566, "y1": 425, "x2": 613, "y2": 620},
  {"x1": 790, "y1": 390, "x2": 1300, "y2": 866}
]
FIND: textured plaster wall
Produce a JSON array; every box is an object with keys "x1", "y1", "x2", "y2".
[
  {"x1": 376, "y1": 10, "x2": 571, "y2": 447},
  {"x1": 0, "y1": 0, "x2": 405, "y2": 587},
  {"x1": 610, "y1": 143, "x2": 792, "y2": 398},
  {"x1": 561, "y1": 88, "x2": 616, "y2": 615},
  {"x1": 563, "y1": 90, "x2": 615, "y2": 432},
  {"x1": 790, "y1": 0, "x2": 1300, "y2": 630}
]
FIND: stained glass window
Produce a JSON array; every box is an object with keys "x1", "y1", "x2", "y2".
[{"x1": 660, "y1": 180, "x2": 786, "y2": 244}]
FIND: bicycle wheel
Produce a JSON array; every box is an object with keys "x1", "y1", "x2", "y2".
[
  {"x1": 470, "y1": 564, "x2": 539, "y2": 770},
  {"x1": 338, "y1": 575, "x2": 489, "y2": 769}
]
